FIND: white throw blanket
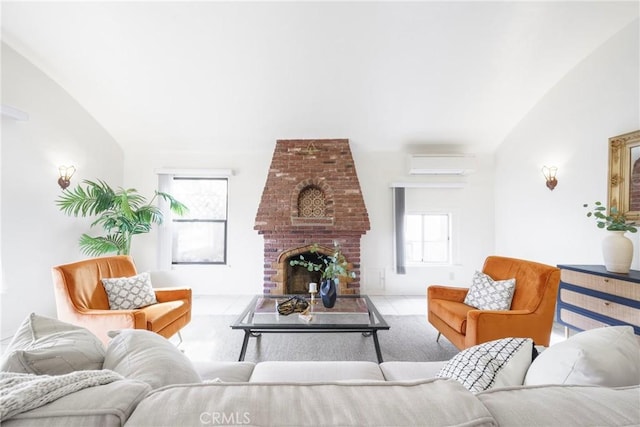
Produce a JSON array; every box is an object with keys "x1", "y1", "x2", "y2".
[{"x1": 0, "y1": 369, "x2": 123, "y2": 421}]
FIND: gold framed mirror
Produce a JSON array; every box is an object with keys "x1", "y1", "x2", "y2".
[{"x1": 608, "y1": 130, "x2": 640, "y2": 221}]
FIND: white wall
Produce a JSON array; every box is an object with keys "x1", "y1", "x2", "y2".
[
  {"x1": 0, "y1": 42, "x2": 496, "y2": 342},
  {"x1": 123, "y1": 147, "x2": 269, "y2": 295},
  {"x1": 356, "y1": 150, "x2": 495, "y2": 295},
  {"x1": 494, "y1": 20, "x2": 640, "y2": 267},
  {"x1": 4, "y1": 18, "x2": 635, "y2": 338},
  {"x1": 124, "y1": 146, "x2": 495, "y2": 296},
  {"x1": 1, "y1": 44, "x2": 124, "y2": 339}
]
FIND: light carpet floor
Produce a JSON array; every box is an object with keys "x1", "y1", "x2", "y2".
[{"x1": 179, "y1": 315, "x2": 459, "y2": 363}]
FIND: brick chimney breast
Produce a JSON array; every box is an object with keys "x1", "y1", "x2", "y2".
[{"x1": 255, "y1": 139, "x2": 370, "y2": 295}]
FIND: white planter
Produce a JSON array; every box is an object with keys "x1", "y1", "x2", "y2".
[{"x1": 602, "y1": 231, "x2": 634, "y2": 274}]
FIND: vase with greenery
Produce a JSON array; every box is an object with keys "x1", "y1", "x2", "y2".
[
  {"x1": 289, "y1": 243, "x2": 355, "y2": 308},
  {"x1": 583, "y1": 201, "x2": 638, "y2": 233},
  {"x1": 56, "y1": 179, "x2": 188, "y2": 257},
  {"x1": 584, "y1": 201, "x2": 636, "y2": 273}
]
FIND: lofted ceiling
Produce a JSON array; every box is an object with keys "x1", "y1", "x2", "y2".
[{"x1": 1, "y1": 1, "x2": 638, "y2": 154}]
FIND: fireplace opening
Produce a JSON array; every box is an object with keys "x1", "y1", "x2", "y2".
[{"x1": 285, "y1": 251, "x2": 325, "y2": 294}]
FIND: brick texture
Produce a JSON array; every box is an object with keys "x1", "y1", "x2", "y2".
[{"x1": 255, "y1": 139, "x2": 370, "y2": 294}]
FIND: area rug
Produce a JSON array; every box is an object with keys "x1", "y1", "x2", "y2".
[{"x1": 180, "y1": 315, "x2": 459, "y2": 363}]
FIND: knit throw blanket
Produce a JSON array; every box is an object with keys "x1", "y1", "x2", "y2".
[{"x1": 0, "y1": 370, "x2": 123, "y2": 421}]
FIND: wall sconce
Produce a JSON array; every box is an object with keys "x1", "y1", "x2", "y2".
[
  {"x1": 58, "y1": 165, "x2": 76, "y2": 190},
  {"x1": 541, "y1": 166, "x2": 558, "y2": 191}
]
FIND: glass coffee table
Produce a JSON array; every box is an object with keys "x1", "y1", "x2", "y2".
[{"x1": 231, "y1": 295, "x2": 390, "y2": 363}]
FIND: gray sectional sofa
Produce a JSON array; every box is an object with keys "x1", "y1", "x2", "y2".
[{"x1": 1, "y1": 314, "x2": 639, "y2": 426}]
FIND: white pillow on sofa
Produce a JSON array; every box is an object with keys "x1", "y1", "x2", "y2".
[
  {"x1": 437, "y1": 337, "x2": 534, "y2": 393},
  {"x1": 0, "y1": 313, "x2": 105, "y2": 375},
  {"x1": 103, "y1": 329, "x2": 201, "y2": 390},
  {"x1": 524, "y1": 325, "x2": 640, "y2": 387}
]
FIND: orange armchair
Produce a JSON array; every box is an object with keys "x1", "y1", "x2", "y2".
[
  {"x1": 52, "y1": 255, "x2": 191, "y2": 345},
  {"x1": 427, "y1": 256, "x2": 560, "y2": 350}
]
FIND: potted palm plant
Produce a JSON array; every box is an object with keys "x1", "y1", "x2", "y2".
[
  {"x1": 289, "y1": 243, "x2": 355, "y2": 308},
  {"x1": 584, "y1": 201, "x2": 637, "y2": 273},
  {"x1": 56, "y1": 179, "x2": 188, "y2": 257}
]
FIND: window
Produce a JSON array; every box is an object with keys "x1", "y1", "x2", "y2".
[
  {"x1": 158, "y1": 173, "x2": 229, "y2": 266},
  {"x1": 405, "y1": 213, "x2": 451, "y2": 264},
  {"x1": 171, "y1": 177, "x2": 227, "y2": 264}
]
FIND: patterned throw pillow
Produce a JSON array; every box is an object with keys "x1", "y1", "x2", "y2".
[
  {"x1": 437, "y1": 337, "x2": 534, "y2": 393},
  {"x1": 463, "y1": 271, "x2": 516, "y2": 310},
  {"x1": 101, "y1": 272, "x2": 157, "y2": 310}
]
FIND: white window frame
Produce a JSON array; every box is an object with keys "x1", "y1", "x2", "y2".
[
  {"x1": 405, "y1": 211, "x2": 454, "y2": 266},
  {"x1": 156, "y1": 169, "x2": 233, "y2": 270}
]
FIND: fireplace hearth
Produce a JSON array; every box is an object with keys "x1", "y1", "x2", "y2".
[{"x1": 254, "y1": 139, "x2": 370, "y2": 295}]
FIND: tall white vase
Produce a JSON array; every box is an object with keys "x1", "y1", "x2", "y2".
[{"x1": 602, "y1": 231, "x2": 634, "y2": 274}]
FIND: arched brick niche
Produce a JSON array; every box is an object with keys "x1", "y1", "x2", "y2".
[
  {"x1": 255, "y1": 139, "x2": 369, "y2": 295},
  {"x1": 291, "y1": 179, "x2": 335, "y2": 226},
  {"x1": 298, "y1": 186, "x2": 326, "y2": 218}
]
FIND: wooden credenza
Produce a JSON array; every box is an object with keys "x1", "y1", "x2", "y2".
[{"x1": 557, "y1": 265, "x2": 640, "y2": 337}]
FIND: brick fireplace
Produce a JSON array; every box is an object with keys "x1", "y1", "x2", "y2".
[{"x1": 254, "y1": 139, "x2": 370, "y2": 295}]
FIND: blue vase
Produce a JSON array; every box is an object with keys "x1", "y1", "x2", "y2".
[{"x1": 320, "y1": 279, "x2": 337, "y2": 308}]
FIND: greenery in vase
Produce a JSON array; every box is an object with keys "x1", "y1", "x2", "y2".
[
  {"x1": 583, "y1": 201, "x2": 637, "y2": 233},
  {"x1": 56, "y1": 179, "x2": 188, "y2": 256},
  {"x1": 289, "y1": 243, "x2": 355, "y2": 281}
]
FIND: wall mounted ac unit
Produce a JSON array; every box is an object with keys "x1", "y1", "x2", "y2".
[{"x1": 408, "y1": 154, "x2": 476, "y2": 175}]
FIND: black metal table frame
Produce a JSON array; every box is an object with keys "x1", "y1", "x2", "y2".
[{"x1": 231, "y1": 295, "x2": 390, "y2": 363}]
